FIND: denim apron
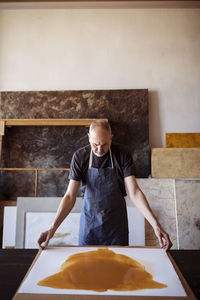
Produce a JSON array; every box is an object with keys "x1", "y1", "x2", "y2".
[{"x1": 79, "y1": 148, "x2": 129, "y2": 246}]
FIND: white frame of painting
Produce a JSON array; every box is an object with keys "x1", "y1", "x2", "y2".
[
  {"x1": 15, "y1": 197, "x2": 145, "y2": 248},
  {"x1": 15, "y1": 197, "x2": 83, "y2": 248}
]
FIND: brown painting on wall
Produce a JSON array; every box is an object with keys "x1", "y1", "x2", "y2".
[{"x1": 0, "y1": 89, "x2": 149, "y2": 200}]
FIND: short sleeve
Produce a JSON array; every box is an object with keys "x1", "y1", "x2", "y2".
[
  {"x1": 69, "y1": 152, "x2": 82, "y2": 181},
  {"x1": 122, "y1": 151, "x2": 135, "y2": 178}
]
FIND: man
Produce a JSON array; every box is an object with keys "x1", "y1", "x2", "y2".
[{"x1": 38, "y1": 120, "x2": 172, "y2": 250}]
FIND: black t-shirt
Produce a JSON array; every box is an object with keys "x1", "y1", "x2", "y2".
[{"x1": 69, "y1": 143, "x2": 135, "y2": 196}]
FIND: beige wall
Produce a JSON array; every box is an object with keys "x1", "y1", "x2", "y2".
[{"x1": 0, "y1": 8, "x2": 200, "y2": 147}]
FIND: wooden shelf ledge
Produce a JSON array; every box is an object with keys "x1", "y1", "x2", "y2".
[{"x1": 0, "y1": 118, "x2": 108, "y2": 128}]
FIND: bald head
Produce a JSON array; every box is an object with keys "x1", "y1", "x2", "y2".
[
  {"x1": 88, "y1": 120, "x2": 112, "y2": 157},
  {"x1": 89, "y1": 120, "x2": 112, "y2": 135}
]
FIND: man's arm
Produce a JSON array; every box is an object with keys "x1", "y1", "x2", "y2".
[
  {"x1": 37, "y1": 179, "x2": 80, "y2": 249},
  {"x1": 124, "y1": 176, "x2": 172, "y2": 250}
]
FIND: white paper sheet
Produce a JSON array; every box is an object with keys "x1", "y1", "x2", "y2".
[
  {"x1": 18, "y1": 247, "x2": 187, "y2": 297},
  {"x1": 3, "y1": 206, "x2": 17, "y2": 248},
  {"x1": 25, "y1": 212, "x2": 80, "y2": 248}
]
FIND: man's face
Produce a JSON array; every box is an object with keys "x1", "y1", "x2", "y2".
[{"x1": 88, "y1": 127, "x2": 112, "y2": 157}]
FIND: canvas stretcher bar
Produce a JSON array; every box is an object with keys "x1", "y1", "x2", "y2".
[
  {"x1": 0, "y1": 121, "x2": 5, "y2": 167},
  {"x1": 1, "y1": 119, "x2": 108, "y2": 127},
  {"x1": 0, "y1": 136, "x2": 2, "y2": 168}
]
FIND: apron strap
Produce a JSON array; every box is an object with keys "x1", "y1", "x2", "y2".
[
  {"x1": 89, "y1": 147, "x2": 114, "y2": 169},
  {"x1": 109, "y1": 148, "x2": 114, "y2": 169},
  {"x1": 89, "y1": 148, "x2": 93, "y2": 169}
]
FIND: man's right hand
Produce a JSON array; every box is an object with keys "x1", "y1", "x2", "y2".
[{"x1": 37, "y1": 227, "x2": 55, "y2": 250}]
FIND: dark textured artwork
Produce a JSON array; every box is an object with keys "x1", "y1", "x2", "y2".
[{"x1": 0, "y1": 89, "x2": 149, "y2": 200}]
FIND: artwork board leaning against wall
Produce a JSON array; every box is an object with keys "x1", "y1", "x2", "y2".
[{"x1": 0, "y1": 89, "x2": 149, "y2": 200}]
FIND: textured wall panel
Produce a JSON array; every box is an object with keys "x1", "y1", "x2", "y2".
[
  {"x1": 175, "y1": 180, "x2": 200, "y2": 249},
  {"x1": 37, "y1": 170, "x2": 83, "y2": 197},
  {"x1": 137, "y1": 179, "x2": 177, "y2": 249},
  {"x1": 0, "y1": 171, "x2": 35, "y2": 200},
  {"x1": 2, "y1": 126, "x2": 88, "y2": 168}
]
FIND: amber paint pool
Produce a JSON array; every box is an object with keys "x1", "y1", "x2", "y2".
[{"x1": 38, "y1": 248, "x2": 167, "y2": 292}]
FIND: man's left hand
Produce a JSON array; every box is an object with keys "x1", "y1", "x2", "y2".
[{"x1": 153, "y1": 225, "x2": 173, "y2": 251}]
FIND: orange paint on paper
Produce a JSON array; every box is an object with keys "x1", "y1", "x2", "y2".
[{"x1": 38, "y1": 248, "x2": 167, "y2": 292}]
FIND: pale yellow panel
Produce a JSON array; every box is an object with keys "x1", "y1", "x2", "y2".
[
  {"x1": 166, "y1": 133, "x2": 200, "y2": 148},
  {"x1": 151, "y1": 148, "x2": 200, "y2": 178}
]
